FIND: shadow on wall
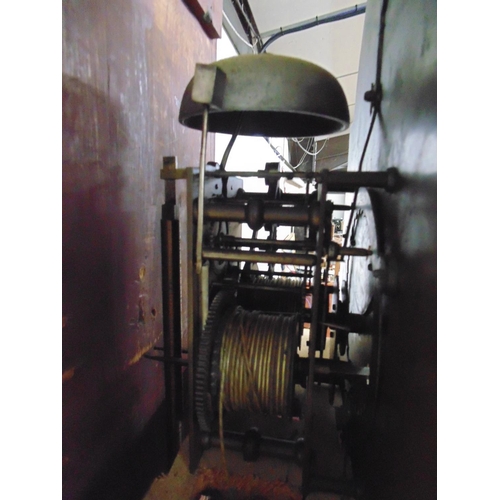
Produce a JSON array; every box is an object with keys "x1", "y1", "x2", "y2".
[
  {"x1": 62, "y1": 74, "x2": 128, "y2": 375},
  {"x1": 62, "y1": 74, "x2": 140, "y2": 499}
]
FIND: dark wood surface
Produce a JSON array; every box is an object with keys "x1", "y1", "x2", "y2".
[
  {"x1": 62, "y1": 1, "x2": 215, "y2": 498},
  {"x1": 346, "y1": 0, "x2": 436, "y2": 498}
]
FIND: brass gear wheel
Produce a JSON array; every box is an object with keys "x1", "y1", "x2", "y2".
[{"x1": 194, "y1": 289, "x2": 236, "y2": 432}]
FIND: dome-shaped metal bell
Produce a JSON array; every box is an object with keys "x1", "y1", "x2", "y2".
[{"x1": 179, "y1": 54, "x2": 350, "y2": 138}]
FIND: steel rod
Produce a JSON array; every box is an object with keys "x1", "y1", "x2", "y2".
[
  {"x1": 233, "y1": 282, "x2": 303, "y2": 294},
  {"x1": 218, "y1": 235, "x2": 316, "y2": 251},
  {"x1": 203, "y1": 248, "x2": 316, "y2": 266},
  {"x1": 164, "y1": 357, "x2": 189, "y2": 366},
  {"x1": 235, "y1": 191, "x2": 315, "y2": 203},
  {"x1": 205, "y1": 169, "x2": 398, "y2": 192},
  {"x1": 142, "y1": 355, "x2": 188, "y2": 366},
  {"x1": 339, "y1": 247, "x2": 373, "y2": 257},
  {"x1": 206, "y1": 170, "x2": 320, "y2": 179},
  {"x1": 195, "y1": 107, "x2": 209, "y2": 275},
  {"x1": 200, "y1": 200, "x2": 324, "y2": 228},
  {"x1": 242, "y1": 269, "x2": 312, "y2": 278}
]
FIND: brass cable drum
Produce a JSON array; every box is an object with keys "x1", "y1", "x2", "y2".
[
  {"x1": 218, "y1": 307, "x2": 300, "y2": 417},
  {"x1": 250, "y1": 275, "x2": 304, "y2": 288},
  {"x1": 179, "y1": 54, "x2": 350, "y2": 138},
  {"x1": 195, "y1": 291, "x2": 301, "y2": 432},
  {"x1": 237, "y1": 275, "x2": 305, "y2": 313}
]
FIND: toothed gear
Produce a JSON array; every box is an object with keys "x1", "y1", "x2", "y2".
[{"x1": 194, "y1": 289, "x2": 236, "y2": 432}]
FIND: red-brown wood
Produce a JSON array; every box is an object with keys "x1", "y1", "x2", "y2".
[{"x1": 62, "y1": 1, "x2": 216, "y2": 498}]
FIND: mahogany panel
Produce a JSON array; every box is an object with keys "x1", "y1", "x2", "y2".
[{"x1": 62, "y1": 1, "x2": 216, "y2": 498}]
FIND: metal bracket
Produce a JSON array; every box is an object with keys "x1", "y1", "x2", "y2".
[{"x1": 192, "y1": 63, "x2": 226, "y2": 110}]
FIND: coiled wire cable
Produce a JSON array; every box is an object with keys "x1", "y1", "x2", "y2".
[
  {"x1": 217, "y1": 307, "x2": 299, "y2": 472},
  {"x1": 219, "y1": 308, "x2": 298, "y2": 415}
]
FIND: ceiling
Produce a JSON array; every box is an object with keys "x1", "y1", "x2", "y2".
[{"x1": 221, "y1": 0, "x2": 367, "y2": 139}]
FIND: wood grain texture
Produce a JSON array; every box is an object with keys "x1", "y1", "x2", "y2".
[{"x1": 62, "y1": 1, "x2": 216, "y2": 498}]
